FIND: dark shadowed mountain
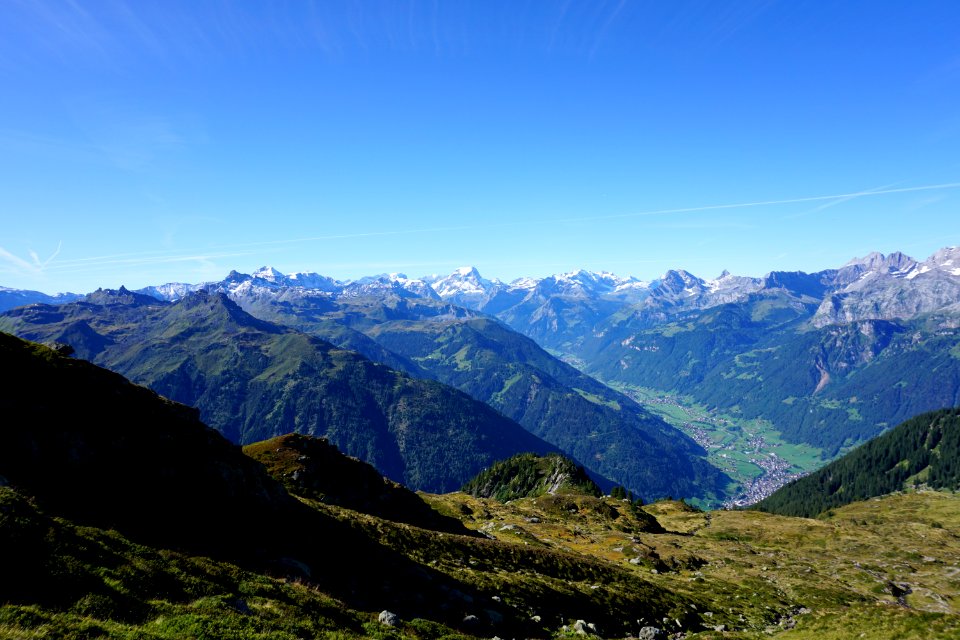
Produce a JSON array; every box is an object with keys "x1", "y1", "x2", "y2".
[{"x1": 0, "y1": 291, "x2": 557, "y2": 493}]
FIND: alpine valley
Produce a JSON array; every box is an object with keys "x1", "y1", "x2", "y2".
[{"x1": 3, "y1": 247, "x2": 960, "y2": 506}]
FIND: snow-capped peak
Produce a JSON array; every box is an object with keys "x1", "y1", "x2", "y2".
[
  {"x1": 659, "y1": 269, "x2": 704, "y2": 290},
  {"x1": 930, "y1": 246, "x2": 960, "y2": 268},
  {"x1": 454, "y1": 266, "x2": 481, "y2": 278},
  {"x1": 509, "y1": 276, "x2": 540, "y2": 290},
  {"x1": 550, "y1": 269, "x2": 641, "y2": 290},
  {"x1": 136, "y1": 281, "x2": 206, "y2": 301},
  {"x1": 252, "y1": 266, "x2": 284, "y2": 282},
  {"x1": 430, "y1": 266, "x2": 498, "y2": 301}
]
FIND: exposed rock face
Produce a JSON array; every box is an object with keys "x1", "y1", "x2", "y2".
[{"x1": 813, "y1": 248, "x2": 960, "y2": 327}]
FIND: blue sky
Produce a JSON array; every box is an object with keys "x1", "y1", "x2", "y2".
[{"x1": 2, "y1": 1, "x2": 959, "y2": 292}]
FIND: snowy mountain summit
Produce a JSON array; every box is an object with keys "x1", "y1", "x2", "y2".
[{"x1": 428, "y1": 266, "x2": 501, "y2": 304}]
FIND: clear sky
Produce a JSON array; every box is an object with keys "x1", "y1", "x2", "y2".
[{"x1": 2, "y1": 1, "x2": 959, "y2": 293}]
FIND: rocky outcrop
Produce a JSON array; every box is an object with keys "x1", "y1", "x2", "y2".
[{"x1": 813, "y1": 249, "x2": 960, "y2": 327}]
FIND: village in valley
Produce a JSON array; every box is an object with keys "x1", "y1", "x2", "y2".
[{"x1": 614, "y1": 385, "x2": 814, "y2": 508}]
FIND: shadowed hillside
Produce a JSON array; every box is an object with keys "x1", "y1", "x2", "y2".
[
  {"x1": 0, "y1": 291, "x2": 557, "y2": 492},
  {"x1": 0, "y1": 332, "x2": 705, "y2": 638}
]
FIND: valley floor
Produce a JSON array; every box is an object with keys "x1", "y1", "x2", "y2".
[{"x1": 608, "y1": 383, "x2": 826, "y2": 508}]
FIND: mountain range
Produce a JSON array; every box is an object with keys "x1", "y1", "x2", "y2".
[
  {"x1": 125, "y1": 247, "x2": 960, "y2": 354},
  {"x1": 0, "y1": 280, "x2": 729, "y2": 501},
  {"x1": 0, "y1": 286, "x2": 81, "y2": 313},
  {"x1": 3, "y1": 246, "x2": 960, "y2": 503},
  {"x1": 134, "y1": 245, "x2": 960, "y2": 457}
]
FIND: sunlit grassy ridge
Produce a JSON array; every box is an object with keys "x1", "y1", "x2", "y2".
[
  {"x1": 460, "y1": 452, "x2": 602, "y2": 502},
  {"x1": 244, "y1": 433, "x2": 472, "y2": 535},
  {"x1": 424, "y1": 489, "x2": 960, "y2": 638}
]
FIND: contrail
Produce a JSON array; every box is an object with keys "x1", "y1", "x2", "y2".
[
  {"x1": 190, "y1": 180, "x2": 960, "y2": 253},
  {"x1": 556, "y1": 181, "x2": 960, "y2": 224},
  {"x1": 212, "y1": 181, "x2": 960, "y2": 252},
  {"x1": 0, "y1": 246, "x2": 39, "y2": 272},
  {"x1": 42, "y1": 240, "x2": 62, "y2": 267},
  {"x1": 780, "y1": 182, "x2": 899, "y2": 220}
]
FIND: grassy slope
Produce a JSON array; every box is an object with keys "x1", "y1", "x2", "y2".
[
  {"x1": 243, "y1": 433, "x2": 473, "y2": 535},
  {"x1": 4, "y1": 322, "x2": 959, "y2": 639},
  {"x1": 0, "y1": 487, "x2": 404, "y2": 640},
  {"x1": 426, "y1": 490, "x2": 960, "y2": 639}
]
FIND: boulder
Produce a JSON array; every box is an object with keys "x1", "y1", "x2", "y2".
[
  {"x1": 638, "y1": 627, "x2": 662, "y2": 640},
  {"x1": 378, "y1": 610, "x2": 399, "y2": 627},
  {"x1": 572, "y1": 619, "x2": 600, "y2": 635}
]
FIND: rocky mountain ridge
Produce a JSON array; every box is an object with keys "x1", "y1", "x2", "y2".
[
  {"x1": 6, "y1": 248, "x2": 959, "y2": 329},
  {"x1": 95, "y1": 246, "x2": 960, "y2": 334}
]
